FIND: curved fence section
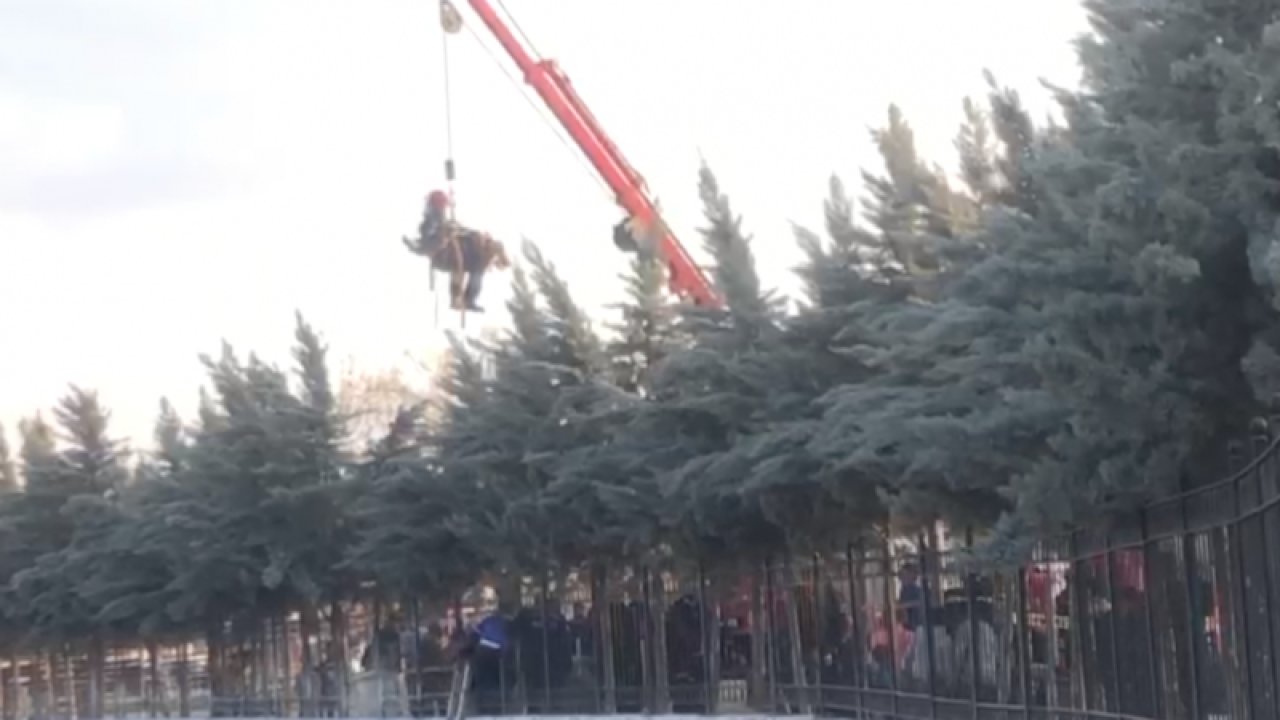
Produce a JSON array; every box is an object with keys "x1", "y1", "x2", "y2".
[{"x1": 787, "y1": 423, "x2": 1280, "y2": 720}]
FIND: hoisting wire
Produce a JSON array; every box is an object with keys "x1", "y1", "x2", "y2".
[
  {"x1": 439, "y1": 0, "x2": 465, "y2": 326},
  {"x1": 441, "y1": 39, "x2": 455, "y2": 191},
  {"x1": 458, "y1": 19, "x2": 614, "y2": 204},
  {"x1": 496, "y1": 0, "x2": 541, "y2": 58},
  {"x1": 489, "y1": 1, "x2": 680, "y2": 275},
  {"x1": 483, "y1": 1, "x2": 679, "y2": 262},
  {"x1": 440, "y1": 1, "x2": 460, "y2": 208},
  {"x1": 439, "y1": 0, "x2": 679, "y2": 319}
]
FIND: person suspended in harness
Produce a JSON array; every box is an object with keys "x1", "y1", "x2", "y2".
[{"x1": 403, "y1": 190, "x2": 511, "y2": 312}]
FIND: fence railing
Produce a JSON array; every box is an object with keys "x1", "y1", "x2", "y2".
[{"x1": 6, "y1": 425, "x2": 1280, "y2": 720}]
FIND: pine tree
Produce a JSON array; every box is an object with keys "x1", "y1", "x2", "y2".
[
  {"x1": 646, "y1": 165, "x2": 794, "y2": 559},
  {"x1": 2, "y1": 390, "x2": 129, "y2": 663},
  {"x1": 546, "y1": 249, "x2": 680, "y2": 563},
  {"x1": 18, "y1": 414, "x2": 58, "y2": 490},
  {"x1": 956, "y1": 97, "x2": 999, "y2": 209},
  {"x1": 162, "y1": 344, "x2": 281, "y2": 626},
  {"x1": 860, "y1": 106, "x2": 958, "y2": 284},
  {"x1": 54, "y1": 386, "x2": 128, "y2": 495},
  {"x1": 976, "y1": 1, "x2": 1280, "y2": 526},
  {"x1": 0, "y1": 422, "x2": 17, "y2": 493},
  {"x1": 0, "y1": 416, "x2": 58, "y2": 573},
  {"x1": 817, "y1": 3, "x2": 1280, "y2": 544},
  {"x1": 771, "y1": 178, "x2": 904, "y2": 539},
  {"x1": 486, "y1": 242, "x2": 608, "y2": 566},
  {"x1": 348, "y1": 401, "x2": 477, "y2": 599},
  {"x1": 152, "y1": 398, "x2": 186, "y2": 476},
  {"x1": 608, "y1": 251, "x2": 681, "y2": 395},
  {"x1": 78, "y1": 402, "x2": 191, "y2": 641},
  {"x1": 807, "y1": 94, "x2": 1038, "y2": 533},
  {"x1": 276, "y1": 313, "x2": 352, "y2": 607}
]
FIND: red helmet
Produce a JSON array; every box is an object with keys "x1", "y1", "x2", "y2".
[{"x1": 427, "y1": 190, "x2": 450, "y2": 210}]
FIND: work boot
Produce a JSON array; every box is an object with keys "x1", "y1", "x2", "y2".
[{"x1": 451, "y1": 300, "x2": 485, "y2": 313}]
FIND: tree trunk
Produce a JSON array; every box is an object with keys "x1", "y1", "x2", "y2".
[
  {"x1": 300, "y1": 603, "x2": 318, "y2": 718},
  {"x1": 262, "y1": 616, "x2": 274, "y2": 715},
  {"x1": 593, "y1": 566, "x2": 617, "y2": 713},
  {"x1": 143, "y1": 641, "x2": 153, "y2": 718},
  {"x1": 636, "y1": 571, "x2": 652, "y2": 713},
  {"x1": 41, "y1": 650, "x2": 55, "y2": 720},
  {"x1": 258, "y1": 615, "x2": 271, "y2": 710},
  {"x1": 1, "y1": 649, "x2": 10, "y2": 720},
  {"x1": 87, "y1": 635, "x2": 105, "y2": 720},
  {"x1": 146, "y1": 639, "x2": 159, "y2": 719},
  {"x1": 281, "y1": 610, "x2": 294, "y2": 717},
  {"x1": 704, "y1": 571, "x2": 722, "y2": 714},
  {"x1": 61, "y1": 648, "x2": 77, "y2": 720},
  {"x1": 749, "y1": 571, "x2": 768, "y2": 709},
  {"x1": 372, "y1": 595, "x2": 388, "y2": 717},
  {"x1": 329, "y1": 601, "x2": 349, "y2": 717},
  {"x1": 177, "y1": 642, "x2": 190, "y2": 719},
  {"x1": 205, "y1": 624, "x2": 223, "y2": 717},
  {"x1": 246, "y1": 622, "x2": 258, "y2": 711},
  {"x1": 784, "y1": 559, "x2": 812, "y2": 714},
  {"x1": 646, "y1": 568, "x2": 670, "y2": 714}
]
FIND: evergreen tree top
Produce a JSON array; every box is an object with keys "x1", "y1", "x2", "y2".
[{"x1": 0, "y1": 422, "x2": 16, "y2": 493}]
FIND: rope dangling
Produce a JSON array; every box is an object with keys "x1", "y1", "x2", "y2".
[
  {"x1": 433, "y1": 274, "x2": 441, "y2": 328},
  {"x1": 439, "y1": 0, "x2": 467, "y2": 327},
  {"x1": 440, "y1": 0, "x2": 459, "y2": 200}
]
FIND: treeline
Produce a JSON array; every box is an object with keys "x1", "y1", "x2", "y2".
[{"x1": 3, "y1": 0, "x2": 1280, "y2": 688}]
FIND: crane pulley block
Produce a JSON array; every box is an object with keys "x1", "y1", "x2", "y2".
[{"x1": 440, "y1": 0, "x2": 463, "y2": 34}]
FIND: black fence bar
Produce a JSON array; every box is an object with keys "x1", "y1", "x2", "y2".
[
  {"x1": 883, "y1": 538, "x2": 901, "y2": 720},
  {"x1": 1016, "y1": 566, "x2": 1032, "y2": 720},
  {"x1": 1139, "y1": 508, "x2": 1163, "y2": 720},
  {"x1": 1179, "y1": 490, "x2": 1204, "y2": 720},
  {"x1": 764, "y1": 558, "x2": 779, "y2": 713},
  {"x1": 1104, "y1": 541, "x2": 1121, "y2": 714},
  {"x1": 846, "y1": 543, "x2": 867, "y2": 719},
  {"x1": 1068, "y1": 535, "x2": 1089, "y2": 715},
  {"x1": 1251, "y1": 423, "x2": 1279, "y2": 720},
  {"x1": 1232, "y1": 470, "x2": 1257, "y2": 720},
  {"x1": 811, "y1": 553, "x2": 824, "y2": 715},
  {"x1": 539, "y1": 569, "x2": 551, "y2": 714},
  {"x1": 917, "y1": 533, "x2": 939, "y2": 720},
  {"x1": 964, "y1": 529, "x2": 980, "y2": 720},
  {"x1": 697, "y1": 562, "x2": 713, "y2": 714}
]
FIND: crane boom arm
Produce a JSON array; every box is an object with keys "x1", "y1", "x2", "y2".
[{"x1": 464, "y1": 0, "x2": 720, "y2": 308}]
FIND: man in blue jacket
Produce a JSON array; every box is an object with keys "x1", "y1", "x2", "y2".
[
  {"x1": 459, "y1": 612, "x2": 508, "y2": 658},
  {"x1": 447, "y1": 610, "x2": 510, "y2": 720}
]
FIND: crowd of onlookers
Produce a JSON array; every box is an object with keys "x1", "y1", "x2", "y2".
[{"x1": 285, "y1": 555, "x2": 1196, "y2": 718}]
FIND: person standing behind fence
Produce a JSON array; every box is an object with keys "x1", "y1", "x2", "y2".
[
  {"x1": 456, "y1": 608, "x2": 510, "y2": 715},
  {"x1": 948, "y1": 586, "x2": 999, "y2": 697},
  {"x1": 317, "y1": 658, "x2": 339, "y2": 717},
  {"x1": 898, "y1": 563, "x2": 924, "y2": 630}
]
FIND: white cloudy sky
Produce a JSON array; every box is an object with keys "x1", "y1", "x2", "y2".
[{"x1": 0, "y1": 0, "x2": 1088, "y2": 447}]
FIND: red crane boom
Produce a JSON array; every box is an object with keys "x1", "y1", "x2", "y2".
[{"x1": 460, "y1": 0, "x2": 720, "y2": 308}]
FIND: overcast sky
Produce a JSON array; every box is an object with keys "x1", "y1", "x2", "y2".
[{"x1": 0, "y1": 0, "x2": 1088, "y2": 447}]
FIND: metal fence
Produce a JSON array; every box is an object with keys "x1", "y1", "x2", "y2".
[{"x1": 6, "y1": 427, "x2": 1280, "y2": 720}]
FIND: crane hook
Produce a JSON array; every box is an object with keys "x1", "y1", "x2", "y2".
[{"x1": 439, "y1": 0, "x2": 463, "y2": 34}]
